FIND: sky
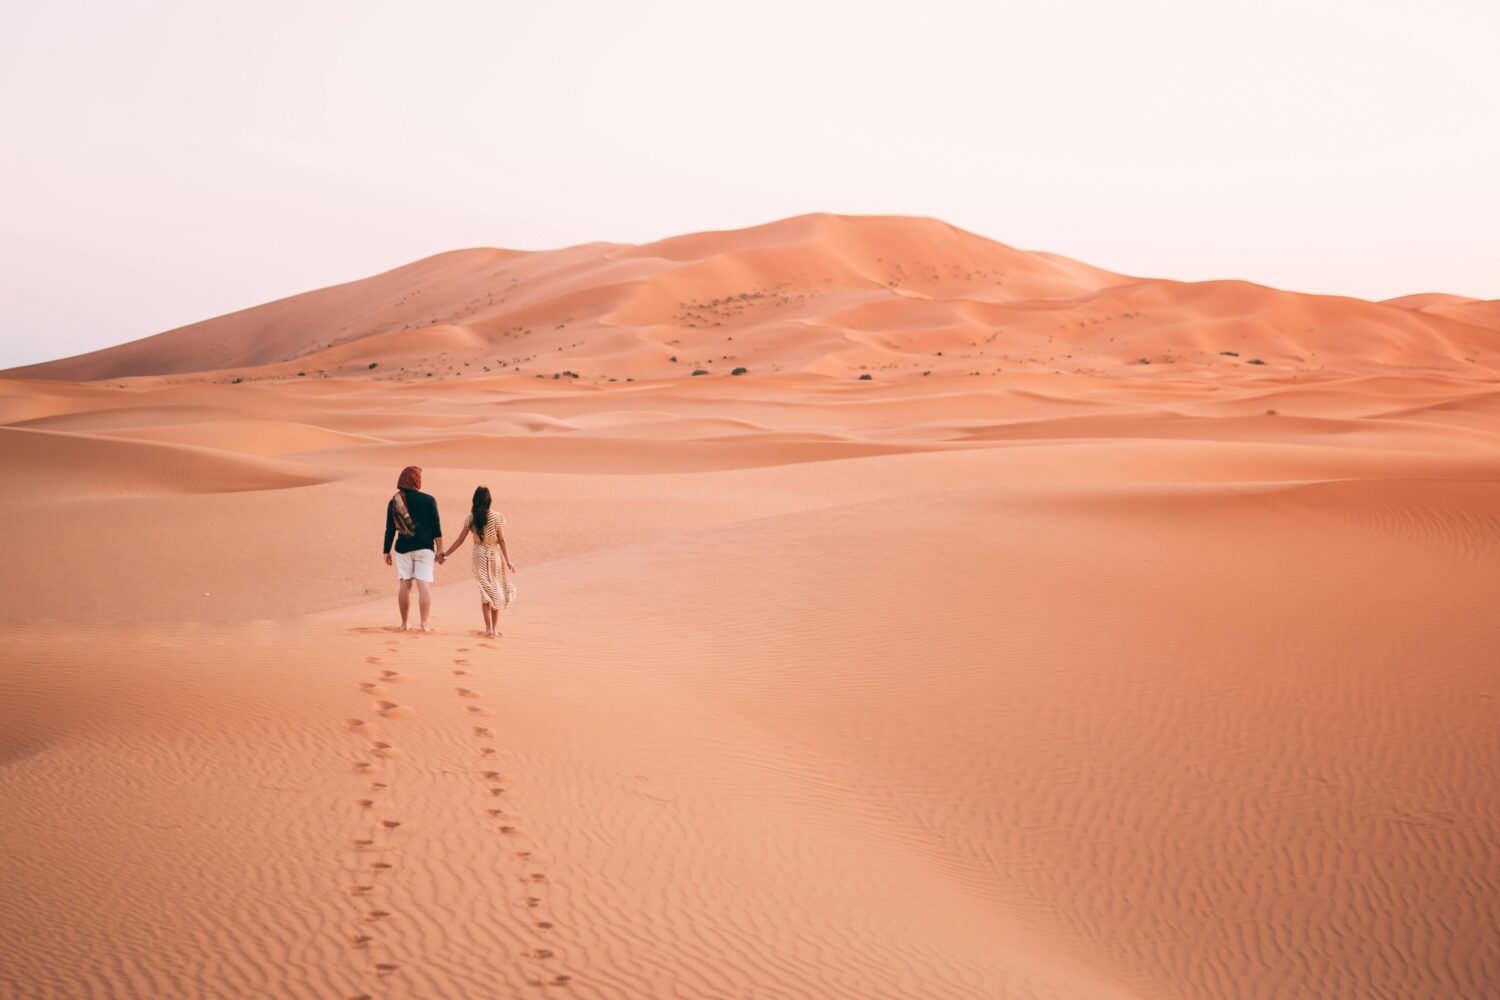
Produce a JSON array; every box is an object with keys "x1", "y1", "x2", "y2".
[{"x1": 1, "y1": 0, "x2": 1496, "y2": 368}]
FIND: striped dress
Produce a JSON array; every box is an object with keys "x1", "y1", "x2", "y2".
[{"x1": 464, "y1": 511, "x2": 515, "y2": 609}]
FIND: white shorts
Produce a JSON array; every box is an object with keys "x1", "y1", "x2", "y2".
[{"x1": 393, "y1": 549, "x2": 435, "y2": 583}]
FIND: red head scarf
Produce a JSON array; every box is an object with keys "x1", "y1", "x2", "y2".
[{"x1": 397, "y1": 466, "x2": 422, "y2": 491}]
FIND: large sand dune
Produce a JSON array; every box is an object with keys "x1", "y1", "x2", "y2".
[
  {"x1": 10, "y1": 215, "x2": 1500, "y2": 385},
  {"x1": 3, "y1": 216, "x2": 1498, "y2": 999}
]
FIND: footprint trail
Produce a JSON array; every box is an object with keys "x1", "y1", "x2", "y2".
[{"x1": 447, "y1": 651, "x2": 573, "y2": 989}]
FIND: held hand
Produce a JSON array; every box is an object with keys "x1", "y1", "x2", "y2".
[
  {"x1": 505, "y1": 562, "x2": 516, "y2": 574},
  {"x1": 383, "y1": 553, "x2": 392, "y2": 566},
  {"x1": 436, "y1": 551, "x2": 446, "y2": 564}
]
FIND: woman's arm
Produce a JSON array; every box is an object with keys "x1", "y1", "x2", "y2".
[
  {"x1": 497, "y1": 527, "x2": 516, "y2": 572},
  {"x1": 442, "y1": 530, "x2": 467, "y2": 560}
]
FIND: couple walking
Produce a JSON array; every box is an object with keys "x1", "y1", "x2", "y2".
[{"x1": 381, "y1": 466, "x2": 516, "y2": 635}]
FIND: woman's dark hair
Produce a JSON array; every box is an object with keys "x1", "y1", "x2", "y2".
[{"x1": 471, "y1": 486, "x2": 492, "y2": 540}]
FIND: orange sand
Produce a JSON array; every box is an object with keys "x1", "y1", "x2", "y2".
[{"x1": 3, "y1": 215, "x2": 1498, "y2": 999}]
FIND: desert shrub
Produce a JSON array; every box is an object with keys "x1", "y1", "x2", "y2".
[
  {"x1": 368, "y1": 362, "x2": 378, "y2": 369},
  {"x1": 858, "y1": 373, "x2": 872, "y2": 381},
  {"x1": 1219, "y1": 351, "x2": 1238, "y2": 357},
  {"x1": 731, "y1": 367, "x2": 748, "y2": 375},
  {"x1": 1248, "y1": 358, "x2": 1266, "y2": 365},
  {"x1": 691, "y1": 369, "x2": 708, "y2": 376}
]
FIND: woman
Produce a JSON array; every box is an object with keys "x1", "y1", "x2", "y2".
[{"x1": 441, "y1": 486, "x2": 516, "y2": 637}]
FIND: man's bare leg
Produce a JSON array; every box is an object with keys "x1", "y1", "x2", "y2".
[
  {"x1": 397, "y1": 578, "x2": 412, "y2": 630},
  {"x1": 416, "y1": 580, "x2": 432, "y2": 631}
]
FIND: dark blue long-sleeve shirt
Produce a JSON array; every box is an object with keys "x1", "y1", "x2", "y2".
[{"x1": 383, "y1": 488, "x2": 442, "y2": 554}]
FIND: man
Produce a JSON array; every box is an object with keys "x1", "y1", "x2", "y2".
[{"x1": 382, "y1": 465, "x2": 444, "y2": 631}]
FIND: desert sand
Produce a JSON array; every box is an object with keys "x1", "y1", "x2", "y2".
[{"x1": 3, "y1": 214, "x2": 1499, "y2": 999}]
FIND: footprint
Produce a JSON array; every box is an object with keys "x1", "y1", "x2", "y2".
[
  {"x1": 528, "y1": 873, "x2": 547, "y2": 883},
  {"x1": 365, "y1": 656, "x2": 382, "y2": 665},
  {"x1": 381, "y1": 820, "x2": 402, "y2": 830},
  {"x1": 351, "y1": 838, "x2": 375, "y2": 849},
  {"x1": 357, "y1": 682, "x2": 386, "y2": 695},
  {"x1": 526, "y1": 947, "x2": 554, "y2": 959},
  {"x1": 352, "y1": 761, "x2": 374, "y2": 773},
  {"x1": 487, "y1": 808, "x2": 506, "y2": 818},
  {"x1": 365, "y1": 910, "x2": 391, "y2": 922},
  {"x1": 378, "y1": 701, "x2": 415, "y2": 720},
  {"x1": 375, "y1": 963, "x2": 399, "y2": 975},
  {"x1": 535, "y1": 921, "x2": 553, "y2": 930},
  {"x1": 514, "y1": 851, "x2": 532, "y2": 860},
  {"x1": 343, "y1": 719, "x2": 367, "y2": 729},
  {"x1": 467, "y1": 706, "x2": 494, "y2": 717},
  {"x1": 550, "y1": 975, "x2": 572, "y2": 986},
  {"x1": 479, "y1": 747, "x2": 497, "y2": 756},
  {"x1": 354, "y1": 799, "x2": 374, "y2": 809},
  {"x1": 489, "y1": 788, "x2": 507, "y2": 797},
  {"x1": 456, "y1": 648, "x2": 470, "y2": 653},
  {"x1": 453, "y1": 658, "x2": 471, "y2": 666},
  {"x1": 500, "y1": 826, "x2": 518, "y2": 835},
  {"x1": 369, "y1": 782, "x2": 388, "y2": 791},
  {"x1": 346, "y1": 885, "x2": 374, "y2": 896},
  {"x1": 455, "y1": 688, "x2": 482, "y2": 699},
  {"x1": 481, "y1": 771, "x2": 511, "y2": 781},
  {"x1": 473, "y1": 727, "x2": 495, "y2": 738},
  {"x1": 525, "y1": 896, "x2": 542, "y2": 908},
  {"x1": 347, "y1": 934, "x2": 373, "y2": 948},
  {"x1": 370, "y1": 862, "x2": 393, "y2": 871},
  {"x1": 370, "y1": 742, "x2": 399, "y2": 759},
  {"x1": 379, "y1": 670, "x2": 407, "y2": 683},
  {"x1": 453, "y1": 669, "x2": 470, "y2": 677}
]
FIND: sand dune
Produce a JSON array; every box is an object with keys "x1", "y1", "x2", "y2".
[
  {"x1": 0, "y1": 425, "x2": 327, "y2": 497},
  {"x1": 3, "y1": 217, "x2": 1499, "y2": 999},
  {"x1": 10, "y1": 215, "x2": 1500, "y2": 385}
]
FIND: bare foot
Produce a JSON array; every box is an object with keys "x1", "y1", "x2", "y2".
[{"x1": 420, "y1": 624, "x2": 434, "y2": 633}]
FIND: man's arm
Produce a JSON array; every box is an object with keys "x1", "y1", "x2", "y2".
[
  {"x1": 382, "y1": 501, "x2": 395, "y2": 557},
  {"x1": 430, "y1": 496, "x2": 444, "y2": 563}
]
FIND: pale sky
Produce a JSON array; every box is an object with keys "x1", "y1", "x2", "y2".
[{"x1": 2, "y1": 0, "x2": 1496, "y2": 368}]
